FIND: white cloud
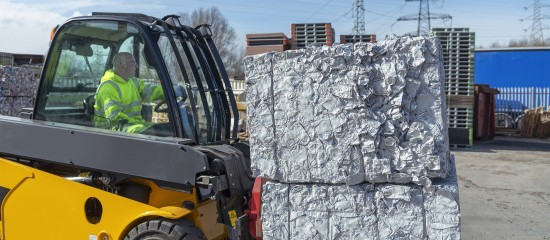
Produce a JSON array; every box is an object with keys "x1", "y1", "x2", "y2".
[
  {"x1": 0, "y1": 0, "x2": 178, "y2": 54},
  {"x1": 0, "y1": 1, "x2": 70, "y2": 54}
]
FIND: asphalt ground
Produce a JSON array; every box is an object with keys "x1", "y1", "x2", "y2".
[{"x1": 453, "y1": 136, "x2": 550, "y2": 240}]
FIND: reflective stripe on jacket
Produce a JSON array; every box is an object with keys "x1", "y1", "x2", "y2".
[{"x1": 93, "y1": 69, "x2": 163, "y2": 132}]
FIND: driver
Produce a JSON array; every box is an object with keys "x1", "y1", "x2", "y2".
[{"x1": 93, "y1": 52, "x2": 164, "y2": 133}]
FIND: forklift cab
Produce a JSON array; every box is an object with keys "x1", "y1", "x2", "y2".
[{"x1": 34, "y1": 13, "x2": 239, "y2": 143}]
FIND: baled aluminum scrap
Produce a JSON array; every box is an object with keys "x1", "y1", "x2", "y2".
[
  {"x1": 0, "y1": 97, "x2": 34, "y2": 116},
  {"x1": 244, "y1": 54, "x2": 278, "y2": 178},
  {"x1": 245, "y1": 36, "x2": 450, "y2": 185},
  {"x1": 260, "y1": 157, "x2": 460, "y2": 240},
  {"x1": 260, "y1": 182, "x2": 290, "y2": 239},
  {"x1": 0, "y1": 66, "x2": 39, "y2": 97},
  {"x1": 424, "y1": 155, "x2": 461, "y2": 240},
  {"x1": 0, "y1": 66, "x2": 39, "y2": 116},
  {"x1": 261, "y1": 182, "x2": 379, "y2": 239},
  {"x1": 376, "y1": 184, "x2": 425, "y2": 240}
]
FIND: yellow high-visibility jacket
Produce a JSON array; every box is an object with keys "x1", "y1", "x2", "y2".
[{"x1": 94, "y1": 69, "x2": 163, "y2": 133}]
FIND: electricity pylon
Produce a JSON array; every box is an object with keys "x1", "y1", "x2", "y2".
[
  {"x1": 397, "y1": 0, "x2": 452, "y2": 36},
  {"x1": 352, "y1": 0, "x2": 366, "y2": 35}
]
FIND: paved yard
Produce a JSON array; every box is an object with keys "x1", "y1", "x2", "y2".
[{"x1": 453, "y1": 136, "x2": 550, "y2": 240}]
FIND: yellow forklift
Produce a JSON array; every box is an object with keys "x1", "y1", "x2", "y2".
[{"x1": 0, "y1": 13, "x2": 257, "y2": 240}]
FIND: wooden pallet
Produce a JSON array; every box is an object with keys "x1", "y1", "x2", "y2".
[{"x1": 520, "y1": 107, "x2": 550, "y2": 138}]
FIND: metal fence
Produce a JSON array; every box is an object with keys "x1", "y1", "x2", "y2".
[
  {"x1": 495, "y1": 87, "x2": 550, "y2": 128},
  {"x1": 230, "y1": 79, "x2": 245, "y2": 96}
]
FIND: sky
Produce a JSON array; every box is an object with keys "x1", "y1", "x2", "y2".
[{"x1": 0, "y1": 0, "x2": 540, "y2": 55}]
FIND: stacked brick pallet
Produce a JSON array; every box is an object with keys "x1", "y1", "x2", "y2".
[
  {"x1": 431, "y1": 28, "x2": 475, "y2": 147},
  {"x1": 290, "y1": 23, "x2": 334, "y2": 49},
  {"x1": 340, "y1": 34, "x2": 377, "y2": 43},
  {"x1": 245, "y1": 36, "x2": 460, "y2": 239},
  {"x1": 0, "y1": 66, "x2": 40, "y2": 116},
  {"x1": 245, "y1": 33, "x2": 291, "y2": 56}
]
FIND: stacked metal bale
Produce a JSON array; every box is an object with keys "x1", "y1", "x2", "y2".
[
  {"x1": 261, "y1": 158, "x2": 460, "y2": 239},
  {"x1": 0, "y1": 66, "x2": 40, "y2": 116},
  {"x1": 245, "y1": 35, "x2": 460, "y2": 239},
  {"x1": 246, "y1": 36, "x2": 451, "y2": 185}
]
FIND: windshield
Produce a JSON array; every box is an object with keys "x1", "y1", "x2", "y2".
[{"x1": 36, "y1": 19, "x2": 175, "y2": 138}]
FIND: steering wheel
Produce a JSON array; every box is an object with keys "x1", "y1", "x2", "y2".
[{"x1": 154, "y1": 100, "x2": 169, "y2": 113}]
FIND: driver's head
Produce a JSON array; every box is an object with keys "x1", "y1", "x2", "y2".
[{"x1": 113, "y1": 52, "x2": 137, "y2": 80}]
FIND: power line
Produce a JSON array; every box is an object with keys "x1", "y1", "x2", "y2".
[
  {"x1": 397, "y1": 0, "x2": 452, "y2": 36},
  {"x1": 304, "y1": 0, "x2": 335, "y2": 22},
  {"x1": 333, "y1": 7, "x2": 354, "y2": 23},
  {"x1": 365, "y1": 9, "x2": 400, "y2": 19},
  {"x1": 371, "y1": 3, "x2": 407, "y2": 34}
]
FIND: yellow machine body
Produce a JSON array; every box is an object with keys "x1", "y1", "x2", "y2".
[{"x1": 0, "y1": 158, "x2": 225, "y2": 240}]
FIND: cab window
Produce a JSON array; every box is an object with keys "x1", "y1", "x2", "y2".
[{"x1": 36, "y1": 20, "x2": 175, "y2": 137}]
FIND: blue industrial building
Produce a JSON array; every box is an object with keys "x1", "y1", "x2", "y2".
[
  {"x1": 475, "y1": 47, "x2": 550, "y2": 87},
  {"x1": 475, "y1": 47, "x2": 550, "y2": 128}
]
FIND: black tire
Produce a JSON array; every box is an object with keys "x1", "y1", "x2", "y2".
[
  {"x1": 495, "y1": 113, "x2": 514, "y2": 128},
  {"x1": 125, "y1": 219, "x2": 205, "y2": 240}
]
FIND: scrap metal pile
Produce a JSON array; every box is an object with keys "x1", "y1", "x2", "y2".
[
  {"x1": 261, "y1": 163, "x2": 459, "y2": 239},
  {"x1": 0, "y1": 66, "x2": 39, "y2": 116},
  {"x1": 245, "y1": 36, "x2": 460, "y2": 239}
]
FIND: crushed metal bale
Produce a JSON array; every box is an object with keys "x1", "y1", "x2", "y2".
[
  {"x1": 245, "y1": 36, "x2": 450, "y2": 185},
  {"x1": 260, "y1": 156, "x2": 460, "y2": 240},
  {"x1": 0, "y1": 66, "x2": 39, "y2": 116}
]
